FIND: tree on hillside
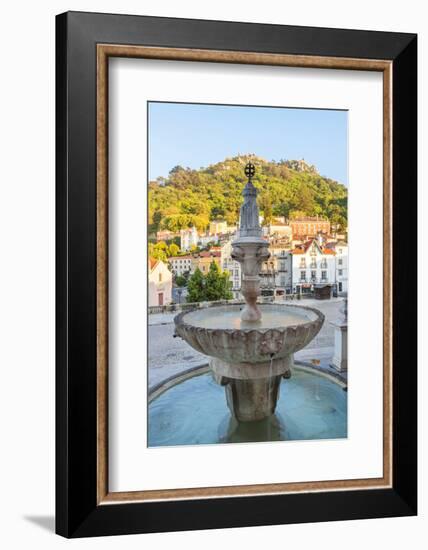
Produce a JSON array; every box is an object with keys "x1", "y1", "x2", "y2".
[
  {"x1": 152, "y1": 209, "x2": 163, "y2": 230},
  {"x1": 295, "y1": 182, "x2": 315, "y2": 214},
  {"x1": 258, "y1": 193, "x2": 273, "y2": 225},
  {"x1": 168, "y1": 242, "x2": 180, "y2": 257},
  {"x1": 149, "y1": 242, "x2": 168, "y2": 262},
  {"x1": 289, "y1": 210, "x2": 308, "y2": 220}
]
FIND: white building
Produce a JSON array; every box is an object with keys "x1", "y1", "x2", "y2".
[
  {"x1": 263, "y1": 222, "x2": 292, "y2": 240},
  {"x1": 148, "y1": 258, "x2": 172, "y2": 307},
  {"x1": 220, "y1": 239, "x2": 242, "y2": 299},
  {"x1": 333, "y1": 241, "x2": 348, "y2": 295},
  {"x1": 291, "y1": 239, "x2": 336, "y2": 294},
  {"x1": 168, "y1": 255, "x2": 194, "y2": 277},
  {"x1": 180, "y1": 226, "x2": 198, "y2": 251},
  {"x1": 198, "y1": 233, "x2": 219, "y2": 248},
  {"x1": 209, "y1": 220, "x2": 228, "y2": 235}
]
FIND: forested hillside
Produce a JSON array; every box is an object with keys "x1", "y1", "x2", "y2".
[{"x1": 148, "y1": 154, "x2": 347, "y2": 234}]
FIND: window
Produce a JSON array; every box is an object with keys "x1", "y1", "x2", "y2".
[
  {"x1": 338, "y1": 248, "x2": 342, "y2": 254},
  {"x1": 300, "y1": 271, "x2": 306, "y2": 281},
  {"x1": 339, "y1": 282, "x2": 343, "y2": 292},
  {"x1": 158, "y1": 273, "x2": 162, "y2": 282},
  {"x1": 338, "y1": 258, "x2": 343, "y2": 265},
  {"x1": 311, "y1": 270, "x2": 316, "y2": 281},
  {"x1": 321, "y1": 270, "x2": 327, "y2": 280},
  {"x1": 338, "y1": 269, "x2": 343, "y2": 276}
]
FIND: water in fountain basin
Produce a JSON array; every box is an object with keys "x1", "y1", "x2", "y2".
[
  {"x1": 148, "y1": 368, "x2": 347, "y2": 447},
  {"x1": 182, "y1": 305, "x2": 310, "y2": 330}
]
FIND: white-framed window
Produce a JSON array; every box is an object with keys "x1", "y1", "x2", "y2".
[
  {"x1": 311, "y1": 270, "x2": 316, "y2": 281},
  {"x1": 338, "y1": 258, "x2": 343, "y2": 265},
  {"x1": 300, "y1": 271, "x2": 306, "y2": 281},
  {"x1": 321, "y1": 270, "x2": 327, "y2": 280},
  {"x1": 338, "y1": 269, "x2": 343, "y2": 276}
]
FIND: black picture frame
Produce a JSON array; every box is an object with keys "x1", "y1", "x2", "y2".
[{"x1": 56, "y1": 11, "x2": 417, "y2": 538}]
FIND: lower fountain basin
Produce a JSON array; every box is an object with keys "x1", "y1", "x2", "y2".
[
  {"x1": 174, "y1": 303, "x2": 324, "y2": 363},
  {"x1": 148, "y1": 367, "x2": 347, "y2": 446}
]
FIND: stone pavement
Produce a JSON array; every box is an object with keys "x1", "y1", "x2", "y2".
[{"x1": 148, "y1": 298, "x2": 345, "y2": 389}]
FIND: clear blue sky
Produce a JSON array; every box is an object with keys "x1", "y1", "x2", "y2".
[{"x1": 148, "y1": 102, "x2": 348, "y2": 185}]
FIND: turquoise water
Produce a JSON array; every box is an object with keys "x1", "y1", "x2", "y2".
[{"x1": 148, "y1": 369, "x2": 347, "y2": 447}]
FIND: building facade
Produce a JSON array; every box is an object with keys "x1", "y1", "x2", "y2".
[
  {"x1": 263, "y1": 222, "x2": 292, "y2": 240},
  {"x1": 221, "y1": 239, "x2": 242, "y2": 299},
  {"x1": 291, "y1": 239, "x2": 336, "y2": 294},
  {"x1": 198, "y1": 233, "x2": 219, "y2": 248},
  {"x1": 191, "y1": 249, "x2": 221, "y2": 274},
  {"x1": 333, "y1": 241, "x2": 348, "y2": 294},
  {"x1": 290, "y1": 216, "x2": 331, "y2": 239},
  {"x1": 260, "y1": 239, "x2": 292, "y2": 297},
  {"x1": 156, "y1": 229, "x2": 179, "y2": 242},
  {"x1": 209, "y1": 219, "x2": 228, "y2": 235},
  {"x1": 148, "y1": 258, "x2": 172, "y2": 306},
  {"x1": 168, "y1": 255, "x2": 194, "y2": 277},
  {"x1": 180, "y1": 226, "x2": 198, "y2": 251}
]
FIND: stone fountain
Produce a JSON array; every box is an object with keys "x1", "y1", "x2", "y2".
[{"x1": 174, "y1": 163, "x2": 324, "y2": 422}]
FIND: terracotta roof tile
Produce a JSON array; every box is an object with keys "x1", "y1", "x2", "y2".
[{"x1": 149, "y1": 257, "x2": 158, "y2": 270}]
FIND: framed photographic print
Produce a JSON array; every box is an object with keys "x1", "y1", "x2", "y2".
[{"x1": 56, "y1": 11, "x2": 417, "y2": 537}]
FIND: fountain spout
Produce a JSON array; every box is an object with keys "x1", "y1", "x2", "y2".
[{"x1": 232, "y1": 162, "x2": 270, "y2": 322}]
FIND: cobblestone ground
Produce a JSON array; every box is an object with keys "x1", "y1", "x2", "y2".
[{"x1": 148, "y1": 298, "x2": 344, "y2": 388}]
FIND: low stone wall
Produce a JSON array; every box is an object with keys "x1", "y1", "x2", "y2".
[
  {"x1": 148, "y1": 293, "x2": 316, "y2": 315},
  {"x1": 148, "y1": 299, "x2": 241, "y2": 315}
]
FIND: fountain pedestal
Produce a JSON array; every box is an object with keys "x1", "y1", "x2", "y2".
[{"x1": 211, "y1": 355, "x2": 292, "y2": 422}]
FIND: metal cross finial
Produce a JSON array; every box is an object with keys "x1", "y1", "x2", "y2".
[{"x1": 245, "y1": 162, "x2": 256, "y2": 181}]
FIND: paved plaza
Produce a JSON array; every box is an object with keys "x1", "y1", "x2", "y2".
[{"x1": 148, "y1": 298, "x2": 345, "y2": 388}]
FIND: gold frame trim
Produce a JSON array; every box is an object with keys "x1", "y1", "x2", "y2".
[{"x1": 96, "y1": 44, "x2": 393, "y2": 504}]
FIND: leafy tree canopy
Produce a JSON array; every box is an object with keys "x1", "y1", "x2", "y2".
[{"x1": 186, "y1": 262, "x2": 232, "y2": 303}]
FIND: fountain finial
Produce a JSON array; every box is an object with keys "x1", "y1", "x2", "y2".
[
  {"x1": 238, "y1": 163, "x2": 262, "y2": 239},
  {"x1": 245, "y1": 161, "x2": 256, "y2": 181}
]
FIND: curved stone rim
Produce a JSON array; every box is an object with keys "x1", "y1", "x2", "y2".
[{"x1": 174, "y1": 302, "x2": 325, "y2": 336}]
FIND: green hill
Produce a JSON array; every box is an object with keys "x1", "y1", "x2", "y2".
[{"x1": 148, "y1": 154, "x2": 347, "y2": 234}]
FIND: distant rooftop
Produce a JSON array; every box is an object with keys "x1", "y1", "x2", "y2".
[{"x1": 290, "y1": 216, "x2": 329, "y2": 222}]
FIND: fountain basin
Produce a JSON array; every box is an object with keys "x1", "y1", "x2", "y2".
[
  {"x1": 174, "y1": 303, "x2": 324, "y2": 364},
  {"x1": 148, "y1": 366, "x2": 347, "y2": 446}
]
